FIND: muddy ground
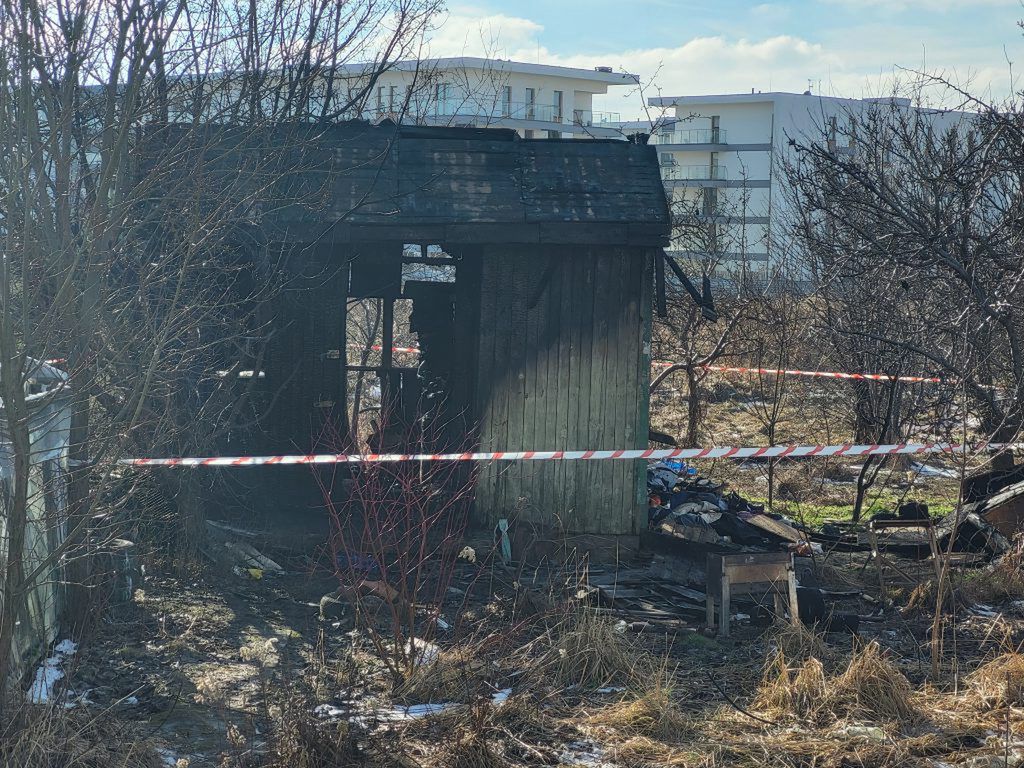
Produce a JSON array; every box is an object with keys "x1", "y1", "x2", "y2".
[{"x1": 39, "y1": 516, "x2": 1024, "y2": 768}]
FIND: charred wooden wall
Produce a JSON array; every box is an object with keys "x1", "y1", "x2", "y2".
[{"x1": 470, "y1": 247, "x2": 653, "y2": 535}]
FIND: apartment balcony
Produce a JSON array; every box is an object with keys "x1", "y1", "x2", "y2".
[
  {"x1": 572, "y1": 109, "x2": 622, "y2": 126},
  {"x1": 650, "y1": 128, "x2": 727, "y2": 145},
  {"x1": 661, "y1": 163, "x2": 728, "y2": 181},
  {"x1": 429, "y1": 99, "x2": 564, "y2": 123},
  {"x1": 369, "y1": 98, "x2": 624, "y2": 138},
  {"x1": 661, "y1": 163, "x2": 771, "y2": 189}
]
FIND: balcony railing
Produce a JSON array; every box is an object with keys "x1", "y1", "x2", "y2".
[
  {"x1": 572, "y1": 109, "x2": 621, "y2": 126},
  {"x1": 660, "y1": 163, "x2": 728, "y2": 181},
  {"x1": 430, "y1": 99, "x2": 563, "y2": 123},
  {"x1": 369, "y1": 98, "x2": 620, "y2": 128},
  {"x1": 650, "y1": 128, "x2": 727, "y2": 145}
]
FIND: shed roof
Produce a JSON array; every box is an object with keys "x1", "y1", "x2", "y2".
[{"x1": 159, "y1": 121, "x2": 671, "y2": 247}]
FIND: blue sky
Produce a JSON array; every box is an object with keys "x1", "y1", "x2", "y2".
[{"x1": 425, "y1": 1, "x2": 1024, "y2": 118}]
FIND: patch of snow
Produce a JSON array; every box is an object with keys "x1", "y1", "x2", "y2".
[
  {"x1": 407, "y1": 637, "x2": 440, "y2": 666},
  {"x1": 491, "y1": 688, "x2": 512, "y2": 706},
  {"x1": 156, "y1": 748, "x2": 181, "y2": 767},
  {"x1": 53, "y1": 639, "x2": 78, "y2": 655},
  {"x1": 27, "y1": 639, "x2": 77, "y2": 704},
  {"x1": 911, "y1": 462, "x2": 959, "y2": 479},
  {"x1": 595, "y1": 686, "x2": 626, "y2": 694},
  {"x1": 559, "y1": 740, "x2": 613, "y2": 767},
  {"x1": 314, "y1": 704, "x2": 346, "y2": 719}
]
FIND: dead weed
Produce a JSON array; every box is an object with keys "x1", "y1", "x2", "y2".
[
  {"x1": 530, "y1": 608, "x2": 651, "y2": 689},
  {"x1": 966, "y1": 652, "x2": 1024, "y2": 708},
  {"x1": 0, "y1": 702, "x2": 163, "y2": 768},
  {"x1": 754, "y1": 641, "x2": 917, "y2": 725},
  {"x1": 586, "y1": 674, "x2": 690, "y2": 741},
  {"x1": 397, "y1": 645, "x2": 487, "y2": 703}
]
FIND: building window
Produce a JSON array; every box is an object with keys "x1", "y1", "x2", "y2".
[
  {"x1": 710, "y1": 115, "x2": 721, "y2": 144},
  {"x1": 501, "y1": 86, "x2": 512, "y2": 117},
  {"x1": 389, "y1": 85, "x2": 397, "y2": 111},
  {"x1": 376, "y1": 85, "x2": 385, "y2": 115},
  {"x1": 660, "y1": 152, "x2": 675, "y2": 167},
  {"x1": 553, "y1": 90, "x2": 563, "y2": 122},
  {"x1": 435, "y1": 82, "x2": 450, "y2": 116},
  {"x1": 525, "y1": 87, "x2": 535, "y2": 120}
]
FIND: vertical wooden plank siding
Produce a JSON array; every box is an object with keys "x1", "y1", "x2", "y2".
[{"x1": 472, "y1": 247, "x2": 650, "y2": 535}]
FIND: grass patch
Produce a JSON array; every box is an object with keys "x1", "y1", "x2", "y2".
[
  {"x1": 754, "y1": 640, "x2": 917, "y2": 726},
  {"x1": 961, "y1": 534, "x2": 1024, "y2": 605},
  {"x1": 397, "y1": 645, "x2": 488, "y2": 704},
  {"x1": 0, "y1": 701, "x2": 164, "y2": 768},
  {"x1": 967, "y1": 653, "x2": 1024, "y2": 709},
  {"x1": 531, "y1": 608, "x2": 651, "y2": 690},
  {"x1": 830, "y1": 641, "x2": 917, "y2": 723},
  {"x1": 587, "y1": 674, "x2": 689, "y2": 741},
  {"x1": 612, "y1": 736, "x2": 692, "y2": 767}
]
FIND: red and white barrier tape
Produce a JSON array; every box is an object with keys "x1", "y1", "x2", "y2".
[
  {"x1": 684, "y1": 363, "x2": 942, "y2": 384},
  {"x1": 350, "y1": 343, "x2": 943, "y2": 385},
  {"x1": 121, "y1": 441, "x2": 1019, "y2": 467}
]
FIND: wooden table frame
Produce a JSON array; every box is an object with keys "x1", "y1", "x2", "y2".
[
  {"x1": 867, "y1": 518, "x2": 942, "y2": 604},
  {"x1": 705, "y1": 552, "x2": 800, "y2": 637}
]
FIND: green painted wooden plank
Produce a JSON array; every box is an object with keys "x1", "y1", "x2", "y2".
[
  {"x1": 473, "y1": 253, "x2": 501, "y2": 524},
  {"x1": 537, "y1": 249, "x2": 564, "y2": 531},
  {"x1": 634, "y1": 251, "x2": 655, "y2": 533},
  {"x1": 490, "y1": 254, "x2": 516, "y2": 522},
  {"x1": 565, "y1": 249, "x2": 591, "y2": 533}
]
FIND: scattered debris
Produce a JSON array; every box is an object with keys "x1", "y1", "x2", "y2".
[{"x1": 647, "y1": 460, "x2": 809, "y2": 551}]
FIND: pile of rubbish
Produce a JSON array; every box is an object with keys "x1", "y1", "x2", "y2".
[{"x1": 647, "y1": 460, "x2": 811, "y2": 552}]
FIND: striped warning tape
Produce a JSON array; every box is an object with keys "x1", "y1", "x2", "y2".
[
  {"x1": 121, "y1": 441, "x2": 1019, "y2": 467},
  {"x1": 350, "y1": 344, "x2": 943, "y2": 385},
  {"x1": 679, "y1": 363, "x2": 942, "y2": 384}
]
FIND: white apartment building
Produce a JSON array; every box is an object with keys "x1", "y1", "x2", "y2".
[
  {"x1": 644, "y1": 91, "x2": 959, "y2": 275},
  {"x1": 344, "y1": 57, "x2": 634, "y2": 138}
]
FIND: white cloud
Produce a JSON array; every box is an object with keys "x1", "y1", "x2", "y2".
[
  {"x1": 425, "y1": 8, "x2": 543, "y2": 59},
  {"x1": 826, "y1": 0, "x2": 1015, "y2": 8},
  {"x1": 424, "y1": 11, "x2": 1017, "y2": 120}
]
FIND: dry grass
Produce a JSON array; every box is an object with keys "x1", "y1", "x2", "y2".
[
  {"x1": 0, "y1": 702, "x2": 164, "y2": 768},
  {"x1": 961, "y1": 537, "x2": 1024, "y2": 604},
  {"x1": 754, "y1": 641, "x2": 916, "y2": 726},
  {"x1": 397, "y1": 645, "x2": 487, "y2": 703},
  {"x1": 966, "y1": 652, "x2": 1024, "y2": 708},
  {"x1": 830, "y1": 641, "x2": 917, "y2": 724},
  {"x1": 259, "y1": 697, "x2": 360, "y2": 768},
  {"x1": 767, "y1": 620, "x2": 830, "y2": 665},
  {"x1": 755, "y1": 652, "x2": 828, "y2": 719},
  {"x1": 438, "y1": 726, "x2": 506, "y2": 768},
  {"x1": 531, "y1": 608, "x2": 650, "y2": 689},
  {"x1": 612, "y1": 736, "x2": 693, "y2": 767},
  {"x1": 587, "y1": 675, "x2": 690, "y2": 741}
]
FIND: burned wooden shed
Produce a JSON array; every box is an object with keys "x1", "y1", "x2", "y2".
[{"x1": 172, "y1": 121, "x2": 670, "y2": 536}]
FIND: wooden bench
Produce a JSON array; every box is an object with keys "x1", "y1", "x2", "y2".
[{"x1": 705, "y1": 551, "x2": 799, "y2": 637}]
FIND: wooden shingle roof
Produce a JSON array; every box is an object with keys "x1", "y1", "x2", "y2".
[{"x1": 156, "y1": 121, "x2": 671, "y2": 247}]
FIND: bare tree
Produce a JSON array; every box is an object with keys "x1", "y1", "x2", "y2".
[
  {"x1": 783, "y1": 92, "x2": 1024, "y2": 473},
  {"x1": 0, "y1": 0, "x2": 438, "y2": 694}
]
